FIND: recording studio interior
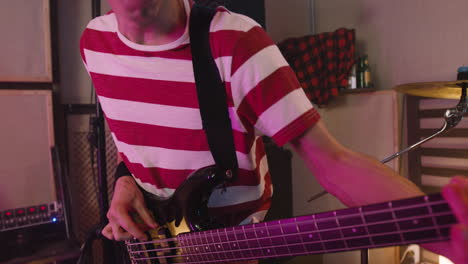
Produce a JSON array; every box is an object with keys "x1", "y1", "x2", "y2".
[{"x1": 0, "y1": 0, "x2": 467, "y2": 264}]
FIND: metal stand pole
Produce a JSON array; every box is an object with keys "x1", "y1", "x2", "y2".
[{"x1": 90, "y1": 0, "x2": 115, "y2": 263}]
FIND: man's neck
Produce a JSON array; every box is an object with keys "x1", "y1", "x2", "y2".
[{"x1": 116, "y1": 0, "x2": 187, "y2": 45}]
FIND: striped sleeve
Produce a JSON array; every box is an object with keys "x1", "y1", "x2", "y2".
[
  {"x1": 230, "y1": 26, "x2": 320, "y2": 146},
  {"x1": 79, "y1": 30, "x2": 91, "y2": 76}
]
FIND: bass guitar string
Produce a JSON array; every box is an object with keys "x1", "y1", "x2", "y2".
[{"x1": 127, "y1": 197, "x2": 450, "y2": 249}]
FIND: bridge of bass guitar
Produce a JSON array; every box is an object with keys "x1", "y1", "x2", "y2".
[{"x1": 126, "y1": 218, "x2": 191, "y2": 264}]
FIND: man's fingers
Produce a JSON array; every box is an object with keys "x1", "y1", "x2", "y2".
[
  {"x1": 450, "y1": 224, "x2": 468, "y2": 263},
  {"x1": 117, "y1": 213, "x2": 148, "y2": 241},
  {"x1": 442, "y1": 177, "x2": 468, "y2": 224},
  {"x1": 101, "y1": 224, "x2": 114, "y2": 240},
  {"x1": 135, "y1": 206, "x2": 158, "y2": 229},
  {"x1": 110, "y1": 222, "x2": 134, "y2": 241}
]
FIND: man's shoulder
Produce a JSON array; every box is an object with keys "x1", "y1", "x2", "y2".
[
  {"x1": 80, "y1": 12, "x2": 117, "y2": 50},
  {"x1": 211, "y1": 6, "x2": 262, "y2": 34},
  {"x1": 85, "y1": 12, "x2": 118, "y2": 33}
]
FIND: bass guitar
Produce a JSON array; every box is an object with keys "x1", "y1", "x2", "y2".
[{"x1": 125, "y1": 165, "x2": 456, "y2": 264}]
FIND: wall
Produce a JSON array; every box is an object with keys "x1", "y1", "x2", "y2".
[
  {"x1": 315, "y1": 0, "x2": 468, "y2": 90},
  {"x1": 57, "y1": 0, "x2": 110, "y2": 104}
]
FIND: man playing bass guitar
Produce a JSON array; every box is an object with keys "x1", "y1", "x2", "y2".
[{"x1": 79, "y1": 0, "x2": 468, "y2": 262}]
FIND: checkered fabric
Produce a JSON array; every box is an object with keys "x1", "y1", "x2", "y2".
[{"x1": 278, "y1": 28, "x2": 356, "y2": 106}]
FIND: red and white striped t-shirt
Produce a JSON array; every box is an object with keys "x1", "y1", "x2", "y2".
[{"x1": 80, "y1": 0, "x2": 320, "y2": 224}]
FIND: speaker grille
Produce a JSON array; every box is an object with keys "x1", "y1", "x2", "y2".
[{"x1": 67, "y1": 114, "x2": 117, "y2": 263}]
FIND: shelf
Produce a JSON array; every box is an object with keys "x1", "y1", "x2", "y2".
[{"x1": 340, "y1": 88, "x2": 377, "y2": 94}]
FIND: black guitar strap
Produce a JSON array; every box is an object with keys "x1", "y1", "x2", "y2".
[{"x1": 189, "y1": 4, "x2": 239, "y2": 181}]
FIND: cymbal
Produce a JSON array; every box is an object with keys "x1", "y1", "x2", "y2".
[{"x1": 394, "y1": 81, "x2": 468, "y2": 99}]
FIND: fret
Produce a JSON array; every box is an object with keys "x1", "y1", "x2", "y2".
[
  {"x1": 293, "y1": 217, "x2": 310, "y2": 256},
  {"x1": 296, "y1": 215, "x2": 317, "y2": 232},
  {"x1": 243, "y1": 225, "x2": 261, "y2": 252},
  {"x1": 193, "y1": 234, "x2": 207, "y2": 263},
  {"x1": 227, "y1": 227, "x2": 244, "y2": 261},
  {"x1": 262, "y1": 220, "x2": 289, "y2": 257},
  {"x1": 207, "y1": 231, "x2": 218, "y2": 253},
  {"x1": 212, "y1": 229, "x2": 220, "y2": 243},
  {"x1": 388, "y1": 201, "x2": 405, "y2": 243},
  {"x1": 278, "y1": 219, "x2": 294, "y2": 257},
  {"x1": 240, "y1": 225, "x2": 254, "y2": 259},
  {"x1": 319, "y1": 212, "x2": 347, "y2": 250},
  {"x1": 206, "y1": 229, "x2": 215, "y2": 244},
  {"x1": 280, "y1": 218, "x2": 299, "y2": 234},
  {"x1": 177, "y1": 236, "x2": 189, "y2": 263},
  {"x1": 234, "y1": 225, "x2": 246, "y2": 240},
  {"x1": 244, "y1": 224, "x2": 257, "y2": 239},
  {"x1": 190, "y1": 235, "x2": 200, "y2": 261},
  {"x1": 226, "y1": 226, "x2": 236, "y2": 241},
  {"x1": 281, "y1": 219, "x2": 302, "y2": 244},
  {"x1": 312, "y1": 214, "x2": 327, "y2": 252},
  {"x1": 180, "y1": 236, "x2": 196, "y2": 263},
  {"x1": 358, "y1": 207, "x2": 375, "y2": 248},
  {"x1": 334, "y1": 211, "x2": 349, "y2": 250},
  {"x1": 258, "y1": 221, "x2": 279, "y2": 257},
  {"x1": 250, "y1": 223, "x2": 266, "y2": 259},
  {"x1": 202, "y1": 232, "x2": 213, "y2": 256},
  {"x1": 213, "y1": 230, "x2": 227, "y2": 261},
  {"x1": 220, "y1": 228, "x2": 235, "y2": 261},
  {"x1": 424, "y1": 195, "x2": 443, "y2": 239},
  {"x1": 266, "y1": 220, "x2": 285, "y2": 248},
  {"x1": 254, "y1": 222, "x2": 269, "y2": 238}
]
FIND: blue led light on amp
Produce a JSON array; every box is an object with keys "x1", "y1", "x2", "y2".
[{"x1": 51, "y1": 217, "x2": 57, "y2": 223}]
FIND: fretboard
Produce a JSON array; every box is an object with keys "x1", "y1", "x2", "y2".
[{"x1": 176, "y1": 193, "x2": 456, "y2": 263}]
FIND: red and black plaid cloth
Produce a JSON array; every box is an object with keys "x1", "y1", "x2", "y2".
[{"x1": 278, "y1": 28, "x2": 356, "y2": 106}]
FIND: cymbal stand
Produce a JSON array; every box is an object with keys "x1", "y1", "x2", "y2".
[{"x1": 381, "y1": 82, "x2": 467, "y2": 164}]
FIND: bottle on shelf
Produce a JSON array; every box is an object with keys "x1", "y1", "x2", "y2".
[
  {"x1": 360, "y1": 55, "x2": 373, "y2": 89},
  {"x1": 348, "y1": 63, "x2": 357, "y2": 89}
]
